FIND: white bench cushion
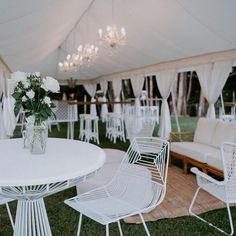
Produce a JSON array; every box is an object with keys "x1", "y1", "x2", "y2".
[
  {"x1": 211, "y1": 121, "x2": 236, "y2": 148},
  {"x1": 193, "y1": 118, "x2": 218, "y2": 146},
  {"x1": 206, "y1": 149, "x2": 222, "y2": 170},
  {"x1": 171, "y1": 142, "x2": 218, "y2": 163}
]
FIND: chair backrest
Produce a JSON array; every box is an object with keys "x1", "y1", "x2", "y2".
[
  {"x1": 222, "y1": 142, "x2": 236, "y2": 196},
  {"x1": 109, "y1": 137, "x2": 169, "y2": 212},
  {"x1": 124, "y1": 115, "x2": 156, "y2": 140},
  {"x1": 220, "y1": 115, "x2": 235, "y2": 123},
  {"x1": 48, "y1": 101, "x2": 78, "y2": 123}
]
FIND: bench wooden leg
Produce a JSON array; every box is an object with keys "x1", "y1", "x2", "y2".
[{"x1": 183, "y1": 160, "x2": 188, "y2": 174}]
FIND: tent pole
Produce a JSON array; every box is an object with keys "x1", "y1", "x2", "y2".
[
  {"x1": 220, "y1": 93, "x2": 225, "y2": 116},
  {"x1": 171, "y1": 91, "x2": 181, "y2": 133}
]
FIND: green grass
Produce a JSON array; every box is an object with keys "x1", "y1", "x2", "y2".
[{"x1": 3, "y1": 117, "x2": 233, "y2": 236}]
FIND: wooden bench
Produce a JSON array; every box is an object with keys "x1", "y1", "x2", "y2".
[{"x1": 170, "y1": 118, "x2": 236, "y2": 177}]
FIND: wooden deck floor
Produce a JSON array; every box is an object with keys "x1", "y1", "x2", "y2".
[{"x1": 125, "y1": 165, "x2": 225, "y2": 223}]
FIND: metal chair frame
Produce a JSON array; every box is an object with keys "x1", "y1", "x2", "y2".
[
  {"x1": 47, "y1": 101, "x2": 78, "y2": 139},
  {"x1": 106, "y1": 113, "x2": 126, "y2": 143},
  {"x1": 79, "y1": 114, "x2": 99, "y2": 144},
  {"x1": 65, "y1": 137, "x2": 169, "y2": 236},
  {"x1": 189, "y1": 142, "x2": 236, "y2": 236}
]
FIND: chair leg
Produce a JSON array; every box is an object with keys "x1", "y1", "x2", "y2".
[
  {"x1": 189, "y1": 187, "x2": 234, "y2": 235},
  {"x1": 189, "y1": 187, "x2": 201, "y2": 216},
  {"x1": 226, "y1": 203, "x2": 234, "y2": 236},
  {"x1": 117, "y1": 220, "x2": 123, "y2": 236},
  {"x1": 77, "y1": 213, "x2": 83, "y2": 236},
  {"x1": 106, "y1": 224, "x2": 109, "y2": 236},
  {"x1": 57, "y1": 123, "x2": 60, "y2": 132},
  {"x1": 139, "y1": 213, "x2": 150, "y2": 236},
  {"x1": 6, "y1": 203, "x2": 14, "y2": 230}
]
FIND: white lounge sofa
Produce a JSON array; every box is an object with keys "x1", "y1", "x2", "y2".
[{"x1": 170, "y1": 118, "x2": 236, "y2": 176}]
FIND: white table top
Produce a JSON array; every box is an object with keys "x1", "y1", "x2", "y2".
[{"x1": 0, "y1": 138, "x2": 106, "y2": 186}]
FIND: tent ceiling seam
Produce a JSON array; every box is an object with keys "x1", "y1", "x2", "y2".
[{"x1": 59, "y1": 0, "x2": 96, "y2": 50}]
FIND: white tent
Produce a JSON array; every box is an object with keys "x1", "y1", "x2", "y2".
[
  {"x1": 0, "y1": 0, "x2": 236, "y2": 139},
  {"x1": 0, "y1": 0, "x2": 235, "y2": 80}
]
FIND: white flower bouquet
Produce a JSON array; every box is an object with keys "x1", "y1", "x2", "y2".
[{"x1": 12, "y1": 72, "x2": 60, "y2": 125}]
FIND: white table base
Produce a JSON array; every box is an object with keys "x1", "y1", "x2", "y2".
[
  {"x1": 2, "y1": 171, "x2": 100, "y2": 236},
  {"x1": 14, "y1": 199, "x2": 51, "y2": 236}
]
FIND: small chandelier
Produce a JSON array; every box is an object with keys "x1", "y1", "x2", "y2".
[
  {"x1": 58, "y1": 43, "x2": 99, "y2": 72},
  {"x1": 98, "y1": 0, "x2": 126, "y2": 52},
  {"x1": 78, "y1": 44, "x2": 99, "y2": 66},
  {"x1": 98, "y1": 24, "x2": 126, "y2": 51},
  {"x1": 58, "y1": 53, "x2": 83, "y2": 72}
]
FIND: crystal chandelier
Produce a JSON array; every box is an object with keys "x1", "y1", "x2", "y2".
[
  {"x1": 78, "y1": 44, "x2": 99, "y2": 66},
  {"x1": 58, "y1": 53, "x2": 83, "y2": 72},
  {"x1": 58, "y1": 43, "x2": 98, "y2": 72},
  {"x1": 98, "y1": 24, "x2": 126, "y2": 51},
  {"x1": 98, "y1": 0, "x2": 126, "y2": 52}
]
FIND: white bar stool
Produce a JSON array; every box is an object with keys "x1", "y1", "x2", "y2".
[
  {"x1": 106, "y1": 113, "x2": 126, "y2": 143},
  {"x1": 79, "y1": 114, "x2": 99, "y2": 144}
]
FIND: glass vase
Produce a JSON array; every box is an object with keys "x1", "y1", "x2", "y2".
[{"x1": 27, "y1": 123, "x2": 48, "y2": 154}]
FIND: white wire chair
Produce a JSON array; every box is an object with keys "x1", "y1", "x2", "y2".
[
  {"x1": 189, "y1": 142, "x2": 236, "y2": 235},
  {"x1": 47, "y1": 101, "x2": 78, "y2": 139},
  {"x1": 79, "y1": 114, "x2": 99, "y2": 144},
  {"x1": 220, "y1": 114, "x2": 235, "y2": 123},
  {"x1": 15, "y1": 108, "x2": 27, "y2": 133},
  {"x1": 124, "y1": 115, "x2": 156, "y2": 141},
  {"x1": 140, "y1": 105, "x2": 159, "y2": 124},
  {"x1": 65, "y1": 137, "x2": 169, "y2": 236},
  {"x1": 106, "y1": 113, "x2": 126, "y2": 143}
]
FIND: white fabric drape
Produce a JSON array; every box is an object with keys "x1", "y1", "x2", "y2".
[
  {"x1": 112, "y1": 79, "x2": 122, "y2": 114},
  {"x1": 195, "y1": 60, "x2": 233, "y2": 119},
  {"x1": 0, "y1": 69, "x2": 4, "y2": 98},
  {"x1": 130, "y1": 75, "x2": 144, "y2": 115},
  {"x1": 83, "y1": 83, "x2": 97, "y2": 115},
  {"x1": 2, "y1": 95, "x2": 16, "y2": 137},
  {"x1": 100, "y1": 80, "x2": 108, "y2": 122},
  {"x1": 155, "y1": 69, "x2": 177, "y2": 139},
  {"x1": 1, "y1": 76, "x2": 17, "y2": 138},
  {"x1": 0, "y1": 71, "x2": 7, "y2": 138},
  {"x1": 0, "y1": 102, "x2": 7, "y2": 139},
  {"x1": 100, "y1": 80, "x2": 108, "y2": 94}
]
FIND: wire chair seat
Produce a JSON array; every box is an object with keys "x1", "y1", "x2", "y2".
[
  {"x1": 65, "y1": 137, "x2": 169, "y2": 236},
  {"x1": 66, "y1": 164, "x2": 164, "y2": 224}
]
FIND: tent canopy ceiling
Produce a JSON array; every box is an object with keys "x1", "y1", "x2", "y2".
[{"x1": 0, "y1": 0, "x2": 235, "y2": 80}]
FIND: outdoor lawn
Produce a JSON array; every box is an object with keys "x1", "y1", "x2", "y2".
[{"x1": 2, "y1": 117, "x2": 233, "y2": 236}]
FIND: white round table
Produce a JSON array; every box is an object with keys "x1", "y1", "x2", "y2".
[{"x1": 0, "y1": 138, "x2": 106, "y2": 236}]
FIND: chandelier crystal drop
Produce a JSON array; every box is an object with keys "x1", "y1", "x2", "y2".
[{"x1": 98, "y1": 24, "x2": 126, "y2": 52}]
